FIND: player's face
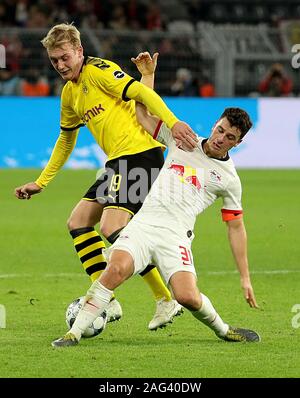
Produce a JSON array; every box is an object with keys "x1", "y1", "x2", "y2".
[
  {"x1": 206, "y1": 117, "x2": 242, "y2": 158},
  {"x1": 48, "y1": 43, "x2": 84, "y2": 82}
]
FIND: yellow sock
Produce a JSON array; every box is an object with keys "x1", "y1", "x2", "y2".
[
  {"x1": 70, "y1": 227, "x2": 115, "y2": 298},
  {"x1": 140, "y1": 265, "x2": 172, "y2": 301}
]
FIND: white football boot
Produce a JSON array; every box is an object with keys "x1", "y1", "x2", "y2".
[
  {"x1": 148, "y1": 299, "x2": 184, "y2": 330},
  {"x1": 106, "y1": 298, "x2": 123, "y2": 323}
]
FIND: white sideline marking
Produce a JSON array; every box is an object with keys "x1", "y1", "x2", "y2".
[
  {"x1": 207, "y1": 270, "x2": 300, "y2": 275},
  {"x1": 0, "y1": 273, "x2": 31, "y2": 279},
  {"x1": 0, "y1": 273, "x2": 84, "y2": 279},
  {"x1": 45, "y1": 273, "x2": 85, "y2": 278},
  {"x1": 0, "y1": 270, "x2": 300, "y2": 279}
]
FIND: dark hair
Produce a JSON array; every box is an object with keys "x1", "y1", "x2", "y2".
[
  {"x1": 270, "y1": 70, "x2": 282, "y2": 79},
  {"x1": 219, "y1": 107, "x2": 252, "y2": 139}
]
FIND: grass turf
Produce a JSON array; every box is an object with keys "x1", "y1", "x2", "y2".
[{"x1": 0, "y1": 169, "x2": 299, "y2": 378}]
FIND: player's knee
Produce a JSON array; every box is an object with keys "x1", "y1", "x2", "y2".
[
  {"x1": 67, "y1": 215, "x2": 84, "y2": 231},
  {"x1": 175, "y1": 292, "x2": 201, "y2": 311},
  {"x1": 99, "y1": 223, "x2": 112, "y2": 239},
  {"x1": 105, "y1": 261, "x2": 131, "y2": 285},
  {"x1": 67, "y1": 215, "x2": 76, "y2": 231},
  {"x1": 100, "y1": 223, "x2": 122, "y2": 239},
  {"x1": 67, "y1": 211, "x2": 90, "y2": 231}
]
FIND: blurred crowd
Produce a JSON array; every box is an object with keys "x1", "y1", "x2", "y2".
[
  {"x1": 1, "y1": 0, "x2": 299, "y2": 30},
  {"x1": 258, "y1": 63, "x2": 293, "y2": 97},
  {"x1": 0, "y1": 0, "x2": 188, "y2": 30},
  {"x1": 0, "y1": 0, "x2": 297, "y2": 97}
]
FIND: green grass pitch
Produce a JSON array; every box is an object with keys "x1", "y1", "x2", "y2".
[{"x1": 0, "y1": 169, "x2": 299, "y2": 378}]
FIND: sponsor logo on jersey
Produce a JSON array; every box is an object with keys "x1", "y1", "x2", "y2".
[
  {"x1": 113, "y1": 70, "x2": 125, "y2": 79},
  {"x1": 81, "y1": 104, "x2": 105, "y2": 123},
  {"x1": 169, "y1": 163, "x2": 201, "y2": 190},
  {"x1": 210, "y1": 170, "x2": 221, "y2": 182}
]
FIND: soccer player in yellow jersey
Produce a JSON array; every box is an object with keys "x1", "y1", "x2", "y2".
[{"x1": 15, "y1": 23, "x2": 197, "y2": 330}]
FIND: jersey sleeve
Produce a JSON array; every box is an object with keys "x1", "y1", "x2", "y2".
[
  {"x1": 221, "y1": 175, "x2": 243, "y2": 222},
  {"x1": 126, "y1": 81, "x2": 179, "y2": 129},
  {"x1": 153, "y1": 121, "x2": 173, "y2": 146},
  {"x1": 60, "y1": 84, "x2": 84, "y2": 131},
  {"x1": 87, "y1": 59, "x2": 136, "y2": 100},
  {"x1": 35, "y1": 129, "x2": 79, "y2": 188}
]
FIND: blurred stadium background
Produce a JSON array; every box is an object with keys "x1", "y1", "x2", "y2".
[
  {"x1": 1, "y1": 0, "x2": 300, "y2": 97},
  {"x1": 1, "y1": 0, "x2": 300, "y2": 379},
  {"x1": 1, "y1": 0, "x2": 300, "y2": 169}
]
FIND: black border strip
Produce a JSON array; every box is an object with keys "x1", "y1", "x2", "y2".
[
  {"x1": 122, "y1": 78, "x2": 136, "y2": 102},
  {"x1": 61, "y1": 124, "x2": 85, "y2": 131}
]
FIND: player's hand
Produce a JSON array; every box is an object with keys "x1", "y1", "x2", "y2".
[
  {"x1": 15, "y1": 182, "x2": 42, "y2": 200},
  {"x1": 241, "y1": 279, "x2": 259, "y2": 308},
  {"x1": 131, "y1": 52, "x2": 159, "y2": 76},
  {"x1": 171, "y1": 121, "x2": 198, "y2": 151}
]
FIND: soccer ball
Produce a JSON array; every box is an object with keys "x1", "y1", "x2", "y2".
[{"x1": 66, "y1": 296, "x2": 107, "y2": 338}]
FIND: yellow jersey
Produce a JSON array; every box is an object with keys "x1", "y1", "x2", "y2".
[
  {"x1": 61, "y1": 57, "x2": 163, "y2": 159},
  {"x1": 36, "y1": 56, "x2": 178, "y2": 188}
]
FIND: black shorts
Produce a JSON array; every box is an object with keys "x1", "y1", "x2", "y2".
[{"x1": 83, "y1": 147, "x2": 164, "y2": 215}]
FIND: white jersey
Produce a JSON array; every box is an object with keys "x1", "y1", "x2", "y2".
[{"x1": 133, "y1": 122, "x2": 243, "y2": 231}]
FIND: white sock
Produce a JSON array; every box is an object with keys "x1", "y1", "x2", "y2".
[
  {"x1": 191, "y1": 293, "x2": 229, "y2": 337},
  {"x1": 70, "y1": 280, "x2": 113, "y2": 341}
]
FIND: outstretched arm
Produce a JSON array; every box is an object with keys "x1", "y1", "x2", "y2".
[
  {"x1": 129, "y1": 52, "x2": 197, "y2": 150},
  {"x1": 226, "y1": 217, "x2": 259, "y2": 308},
  {"x1": 15, "y1": 129, "x2": 78, "y2": 199},
  {"x1": 131, "y1": 52, "x2": 160, "y2": 136}
]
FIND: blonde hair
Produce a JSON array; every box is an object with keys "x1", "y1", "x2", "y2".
[{"x1": 41, "y1": 23, "x2": 81, "y2": 50}]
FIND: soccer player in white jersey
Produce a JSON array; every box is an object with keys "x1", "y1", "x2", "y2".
[{"x1": 52, "y1": 52, "x2": 260, "y2": 347}]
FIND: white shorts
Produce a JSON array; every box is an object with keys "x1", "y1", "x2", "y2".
[{"x1": 108, "y1": 219, "x2": 196, "y2": 284}]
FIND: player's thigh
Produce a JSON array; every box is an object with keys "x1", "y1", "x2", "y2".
[
  {"x1": 107, "y1": 221, "x2": 152, "y2": 276},
  {"x1": 169, "y1": 271, "x2": 200, "y2": 308},
  {"x1": 67, "y1": 199, "x2": 104, "y2": 230},
  {"x1": 100, "y1": 208, "x2": 131, "y2": 237},
  {"x1": 153, "y1": 230, "x2": 196, "y2": 285}
]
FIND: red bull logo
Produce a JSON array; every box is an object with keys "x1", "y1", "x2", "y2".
[{"x1": 169, "y1": 164, "x2": 201, "y2": 190}]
